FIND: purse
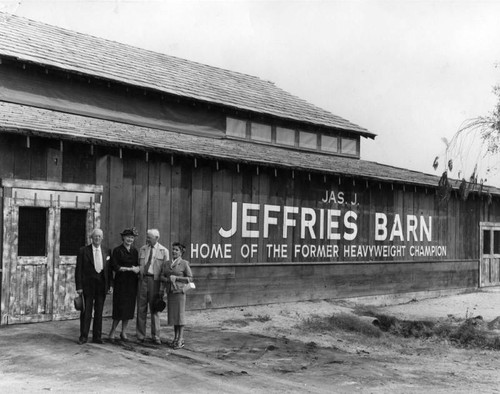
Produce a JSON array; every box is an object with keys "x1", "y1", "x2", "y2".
[
  {"x1": 171, "y1": 274, "x2": 195, "y2": 293},
  {"x1": 182, "y1": 282, "x2": 196, "y2": 293}
]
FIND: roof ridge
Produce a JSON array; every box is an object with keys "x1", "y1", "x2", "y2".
[{"x1": 0, "y1": 12, "x2": 268, "y2": 83}]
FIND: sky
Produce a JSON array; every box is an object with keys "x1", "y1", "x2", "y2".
[{"x1": 1, "y1": 0, "x2": 500, "y2": 185}]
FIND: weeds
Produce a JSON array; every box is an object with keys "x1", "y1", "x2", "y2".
[
  {"x1": 299, "y1": 312, "x2": 500, "y2": 350},
  {"x1": 302, "y1": 313, "x2": 382, "y2": 338}
]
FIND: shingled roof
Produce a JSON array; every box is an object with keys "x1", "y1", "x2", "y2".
[
  {"x1": 0, "y1": 12, "x2": 374, "y2": 138},
  {"x1": 1, "y1": 101, "x2": 496, "y2": 195}
]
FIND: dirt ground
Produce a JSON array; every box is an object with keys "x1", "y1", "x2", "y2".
[{"x1": 2, "y1": 289, "x2": 500, "y2": 393}]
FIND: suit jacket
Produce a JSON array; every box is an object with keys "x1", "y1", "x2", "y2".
[
  {"x1": 75, "y1": 244, "x2": 112, "y2": 294},
  {"x1": 138, "y1": 242, "x2": 169, "y2": 281}
]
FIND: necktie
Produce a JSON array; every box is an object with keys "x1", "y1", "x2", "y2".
[
  {"x1": 94, "y1": 248, "x2": 103, "y2": 273},
  {"x1": 144, "y1": 246, "x2": 153, "y2": 274}
]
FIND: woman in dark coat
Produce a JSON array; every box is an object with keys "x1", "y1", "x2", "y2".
[
  {"x1": 161, "y1": 242, "x2": 193, "y2": 349},
  {"x1": 108, "y1": 227, "x2": 140, "y2": 341}
]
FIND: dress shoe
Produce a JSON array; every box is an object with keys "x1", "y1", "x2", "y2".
[
  {"x1": 154, "y1": 338, "x2": 161, "y2": 345},
  {"x1": 78, "y1": 337, "x2": 87, "y2": 345},
  {"x1": 92, "y1": 338, "x2": 103, "y2": 344}
]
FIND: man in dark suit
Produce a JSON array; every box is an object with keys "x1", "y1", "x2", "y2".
[{"x1": 75, "y1": 228, "x2": 112, "y2": 344}]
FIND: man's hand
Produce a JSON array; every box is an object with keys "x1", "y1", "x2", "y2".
[
  {"x1": 108, "y1": 286, "x2": 113, "y2": 295},
  {"x1": 77, "y1": 289, "x2": 83, "y2": 295}
]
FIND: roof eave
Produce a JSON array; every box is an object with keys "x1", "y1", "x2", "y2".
[{"x1": 0, "y1": 53, "x2": 376, "y2": 138}]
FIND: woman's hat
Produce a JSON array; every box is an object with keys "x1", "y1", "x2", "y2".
[{"x1": 120, "y1": 227, "x2": 139, "y2": 237}]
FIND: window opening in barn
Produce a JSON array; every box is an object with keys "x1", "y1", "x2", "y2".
[
  {"x1": 321, "y1": 135, "x2": 339, "y2": 153},
  {"x1": 226, "y1": 117, "x2": 247, "y2": 139},
  {"x1": 251, "y1": 122, "x2": 272, "y2": 142},
  {"x1": 299, "y1": 131, "x2": 318, "y2": 150},
  {"x1": 341, "y1": 137, "x2": 358, "y2": 155},
  {"x1": 494, "y1": 231, "x2": 500, "y2": 254},
  {"x1": 60, "y1": 209, "x2": 87, "y2": 255},
  {"x1": 483, "y1": 229, "x2": 491, "y2": 254},
  {"x1": 276, "y1": 127, "x2": 296, "y2": 146},
  {"x1": 18, "y1": 207, "x2": 47, "y2": 256}
]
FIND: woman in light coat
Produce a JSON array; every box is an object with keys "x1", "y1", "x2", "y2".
[{"x1": 161, "y1": 242, "x2": 193, "y2": 349}]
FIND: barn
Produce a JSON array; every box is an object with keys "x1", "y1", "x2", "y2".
[{"x1": 0, "y1": 12, "x2": 499, "y2": 325}]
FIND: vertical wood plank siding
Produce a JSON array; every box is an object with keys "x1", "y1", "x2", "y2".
[{"x1": 0, "y1": 134, "x2": 498, "y2": 312}]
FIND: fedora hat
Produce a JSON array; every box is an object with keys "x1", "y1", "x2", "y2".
[
  {"x1": 74, "y1": 294, "x2": 85, "y2": 312},
  {"x1": 120, "y1": 227, "x2": 139, "y2": 237},
  {"x1": 152, "y1": 295, "x2": 166, "y2": 313}
]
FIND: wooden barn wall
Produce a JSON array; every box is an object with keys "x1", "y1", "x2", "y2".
[{"x1": 1, "y1": 134, "x2": 500, "y2": 310}]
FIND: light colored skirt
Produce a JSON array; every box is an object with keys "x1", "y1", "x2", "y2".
[{"x1": 167, "y1": 292, "x2": 186, "y2": 325}]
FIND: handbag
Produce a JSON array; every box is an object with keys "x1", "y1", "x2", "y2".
[
  {"x1": 181, "y1": 282, "x2": 196, "y2": 293},
  {"x1": 170, "y1": 274, "x2": 196, "y2": 294}
]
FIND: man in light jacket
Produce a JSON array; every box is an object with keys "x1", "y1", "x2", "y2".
[{"x1": 136, "y1": 228, "x2": 169, "y2": 344}]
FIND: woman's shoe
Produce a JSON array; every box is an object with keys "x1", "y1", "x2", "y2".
[
  {"x1": 171, "y1": 340, "x2": 178, "y2": 348},
  {"x1": 120, "y1": 332, "x2": 128, "y2": 341},
  {"x1": 108, "y1": 332, "x2": 116, "y2": 342},
  {"x1": 173, "y1": 340, "x2": 184, "y2": 350}
]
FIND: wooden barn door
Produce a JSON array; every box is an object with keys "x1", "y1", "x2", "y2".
[
  {"x1": 1, "y1": 179, "x2": 102, "y2": 325},
  {"x1": 479, "y1": 223, "x2": 500, "y2": 287}
]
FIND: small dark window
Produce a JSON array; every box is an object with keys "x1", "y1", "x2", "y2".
[
  {"x1": 483, "y1": 230, "x2": 491, "y2": 255},
  {"x1": 60, "y1": 209, "x2": 87, "y2": 255},
  {"x1": 494, "y1": 231, "x2": 500, "y2": 254},
  {"x1": 18, "y1": 207, "x2": 47, "y2": 256}
]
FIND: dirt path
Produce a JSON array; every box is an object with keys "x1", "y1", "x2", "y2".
[{"x1": 1, "y1": 291, "x2": 500, "y2": 393}]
